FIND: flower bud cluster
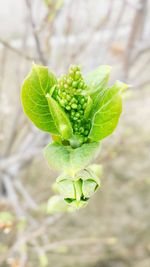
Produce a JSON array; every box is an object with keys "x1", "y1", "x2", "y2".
[{"x1": 52, "y1": 65, "x2": 91, "y2": 142}]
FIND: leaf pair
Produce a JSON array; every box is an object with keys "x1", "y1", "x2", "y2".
[{"x1": 44, "y1": 141, "x2": 101, "y2": 174}]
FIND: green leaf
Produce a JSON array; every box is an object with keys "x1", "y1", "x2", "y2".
[
  {"x1": 46, "y1": 94, "x2": 73, "y2": 140},
  {"x1": 88, "y1": 164, "x2": 103, "y2": 178},
  {"x1": 70, "y1": 142, "x2": 101, "y2": 173},
  {"x1": 56, "y1": 177, "x2": 75, "y2": 199},
  {"x1": 44, "y1": 141, "x2": 100, "y2": 174},
  {"x1": 82, "y1": 180, "x2": 97, "y2": 198},
  {"x1": 44, "y1": 143, "x2": 69, "y2": 171},
  {"x1": 85, "y1": 65, "x2": 111, "y2": 98},
  {"x1": 77, "y1": 168, "x2": 100, "y2": 186},
  {"x1": 77, "y1": 168, "x2": 100, "y2": 198},
  {"x1": 21, "y1": 64, "x2": 59, "y2": 134},
  {"x1": 89, "y1": 81, "x2": 128, "y2": 141}
]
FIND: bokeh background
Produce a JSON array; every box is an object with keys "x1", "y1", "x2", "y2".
[{"x1": 0, "y1": 0, "x2": 150, "y2": 266}]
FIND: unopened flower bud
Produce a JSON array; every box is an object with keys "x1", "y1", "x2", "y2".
[{"x1": 55, "y1": 169, "x2": 100, "y2": 209}]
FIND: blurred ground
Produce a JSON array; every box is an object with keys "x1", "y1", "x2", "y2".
[{"x1": 0, "y1": 0, "x2": 150, "y2": 266}]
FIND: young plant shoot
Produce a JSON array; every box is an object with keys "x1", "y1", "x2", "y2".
[{"x1": 21, "y1": 64, "x2": 127, "y2": 211}]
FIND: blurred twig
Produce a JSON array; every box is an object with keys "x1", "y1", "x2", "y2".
[
  {"x1": 25, "y1": 0, "x2": 47, "y2": 65},
  {"x1": 0, "y1": 148, "x2": 42, "y2": 171},
  {"x1": 0, "y1": 38, "x2": 36, "y2": 61},
  {"x1": 2, "y1": 174, "x2": 25, "y2": 218},
  {"x1": 14, "y1": 179, "x2": 38, "y2": 211},
  {"x1": 124, "y1": 0, "x2": 148, "y2": 79}
]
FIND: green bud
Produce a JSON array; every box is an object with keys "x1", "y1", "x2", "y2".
[
  {"x1": 79, "y1": 81, "x2": 84, "y2": 88},
  {"x1": 71, "y1": 110, "x2": 75, "y2": 116},
  {"x1": 74, "y1": 127, "x2": 78, "y2": 132},
  {"x1": 80, "y1": 98, "x2": 85, "y2": 104},
  {"x1": 71, "y1": 103, "x2": 78, "y2": 109},
  {"x1": 69, "y1": 70, "x2": 74, "y2": 76},
  {"x1": 66, "y1": 95, "x2": 71, "y2": 101},
  {"x1": 75, "y1": 71, "x2": 81, "y2": 79},
  {"x1": 76, "y1": 112, "x2": 80, "y2": 118},
  {"x1": 60, "y1": 99, "x2": 66, "y2": 107},
  {"x1": 62, "y1": 92, "x2": 67, "y2": 97},
  {"x1": 72, "y1": 81, "x2": 78, "y2": 88},
  {"x1": 67, "y1": 78, "x2": 72, "y2": 85},
  {"x1": 77, "y1": 104, "x2": 82, "y2": 110},
  {"x1": 64, "y1": 84, "x2": 68, "y2": 89},
  {"x1": 79, "y1": 110, "x2": 84, "y2": 115},
  {"x1": 51, "y1": 64, "x2": 90, "y2": 144},
  {"x1": 79, "y1": 127, "x2": 84, "y2": 133},
  {"x1": 73, "y1": 117, "x2": 78, "y2": 121},
  {"x1": 76, "y1": 89, "x2": 82, "y2": 94},
  {"x1": 66, "y1": 105, "x2": 71, "y2": 111},
  {"x1": 55, "y1": 169, "x2": 100, "y2": 209},
  {"x1": 71, "y1": 97, "x2": 76, "y2": 103}
]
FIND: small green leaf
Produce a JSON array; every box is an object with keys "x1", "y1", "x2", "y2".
[
  {"x1": 89, "y1": 81, "x2": 128, "y2": 141},
  {"x1": 70, "y1": 142, "x2": 101, "y2": 173},
  {"x1": 47, "y1": 94, "x2": 73, "y2": 140},
  {"x1": 77, "y1": 168, "x2": 100, "y2": 186},
  {"x1": 21, "y1": 64, "x2": 59, "y2": 134},
  {"x1": 88, "y1": 164, "x2": 103, "y2": 178},
  {"x1": 44, "y1": 142, "x2": 100, "y2": 174},
  {"x1": 77, "y1": 168, "x2": 100, "y2": 198},
  {"x1": 85, "y1": 65, "x2": 111, "y2": 98},
  {"x1": 44, "y1": 142, "x2": 70, "y2": 171},
  {"x1": 82, "y1": 180, "x2": 97, "y2": 198},
  {"x1": 56, "y1": 177, "x2": 75, "y2": 199}
]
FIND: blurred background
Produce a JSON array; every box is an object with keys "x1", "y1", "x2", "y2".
[{"x1": 0, "y1": 0, "x2": 150, "y2": 266}]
